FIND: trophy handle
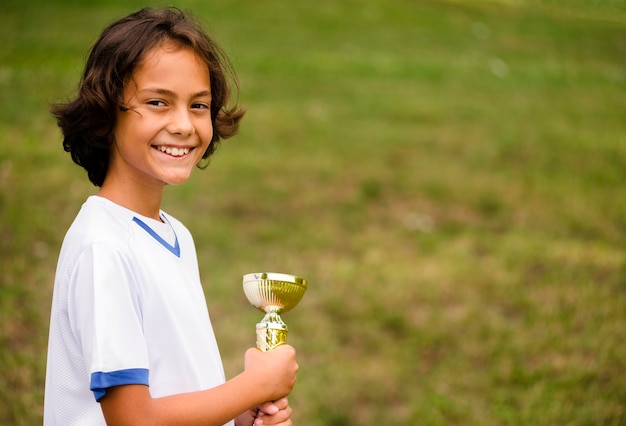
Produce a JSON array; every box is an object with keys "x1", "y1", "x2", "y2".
[{"x1": 256, "y1": 312, "x2": 288, "y2": 351}]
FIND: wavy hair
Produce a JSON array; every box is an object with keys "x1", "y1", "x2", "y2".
[{"x1": 51, "y1": 7, "x2": 245, "y2": 186}]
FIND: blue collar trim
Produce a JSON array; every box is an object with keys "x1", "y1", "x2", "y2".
[{"x1": 132, "y1": 215, "x2": 180, "y2": 258}]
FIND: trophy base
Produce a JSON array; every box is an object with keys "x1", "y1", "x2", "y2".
[{"x1": 256, "y1": 313, "x2": 288, "y2": 351}]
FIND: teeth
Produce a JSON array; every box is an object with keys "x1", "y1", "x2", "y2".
[{"x1": 157, "y1": 146, "x2": 190, "y2": 157}]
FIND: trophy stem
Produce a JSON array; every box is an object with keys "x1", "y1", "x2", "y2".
[{"x1": 256, "y1": 312, "x2": 288, "y2": 352}]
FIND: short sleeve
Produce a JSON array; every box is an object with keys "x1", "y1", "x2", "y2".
[{"x1": 67, "y1": 243, "x2": 150, "y2": 401}]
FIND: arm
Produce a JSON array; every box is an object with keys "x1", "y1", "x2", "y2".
[{"x1": 100, "y1": 345, "x2": 297, "y2": 426}]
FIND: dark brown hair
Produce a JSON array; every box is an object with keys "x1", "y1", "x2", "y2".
[{"x1": 51, "y1": 7, "x2": 245, "y2": 186}]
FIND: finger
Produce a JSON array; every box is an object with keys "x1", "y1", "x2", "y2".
[
  {"x1": 257, "y1": 401, "x2": 279, "y2": 416},
  {"x1": 271, "y1": 397, "x2": 289, "y2": 410},
  {"x1": 257, "y1": 396, "x2": 289, "y2": 416}
]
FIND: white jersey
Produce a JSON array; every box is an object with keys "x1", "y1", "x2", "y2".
[{"x1": 44, "y1": 196, "x2": 234, "y2": 425}]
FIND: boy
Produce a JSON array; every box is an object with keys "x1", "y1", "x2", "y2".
[{"x1": 44, "y1": 8, "x2": 298, "y2": 425}]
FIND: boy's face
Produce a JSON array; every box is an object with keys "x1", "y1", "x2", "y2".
[{"x1": 110, "y1": 40, "x2": 213, "y2": 188}]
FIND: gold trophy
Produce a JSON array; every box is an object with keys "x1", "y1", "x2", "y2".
[{"x1": 243, "y1": 272, "x2": 307, "y2": 351}]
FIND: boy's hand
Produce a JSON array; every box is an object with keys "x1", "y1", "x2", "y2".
[
  {"x1": 253, "y1": 397, "x2": 293, "y2": 425},
  {"x1": 236, "y1": 398, "x2": 293, "y2": 426},
  {"x1": 244, "y1": 345, "x2": 298, "y2": 402}
]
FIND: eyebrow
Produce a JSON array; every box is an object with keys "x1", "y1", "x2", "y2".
[{"x1": 140, "y1": 88, "x2": 212, "y2": 98}]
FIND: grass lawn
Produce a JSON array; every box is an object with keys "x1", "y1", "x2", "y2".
[{"x1": 1, "y1": 0, "x2": 625, "y2": 424}]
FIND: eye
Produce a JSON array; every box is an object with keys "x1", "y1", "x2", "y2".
[
  {"x1": 147, "y1": 100, "x2": 166, "y2": 107},
  {"x1": 191, "y1": 102, "x2": 210, "y2": 110}
]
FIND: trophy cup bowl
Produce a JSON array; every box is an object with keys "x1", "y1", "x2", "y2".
[{"x1": 243, "y1": 272, "x2": 307, "y2": 351}]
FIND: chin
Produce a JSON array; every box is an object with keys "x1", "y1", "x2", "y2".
[{"x1": 163, "y1": 174, "x2": 193, "y2": 186}]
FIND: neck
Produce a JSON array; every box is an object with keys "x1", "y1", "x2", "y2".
[{"x1": 98, "y1": 175, "x2": 164, "y2": 221}]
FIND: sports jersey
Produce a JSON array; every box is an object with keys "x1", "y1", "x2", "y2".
[{"x1": 44, "y1": 196, "x2": 234, "y2": 425}]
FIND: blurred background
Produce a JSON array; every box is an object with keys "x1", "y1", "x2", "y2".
[{"x1": 1, "y1": 0, "x2": 625, "y2": 424}]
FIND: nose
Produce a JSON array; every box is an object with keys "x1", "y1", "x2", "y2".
[{"x1": 167, "y1": 107, "x2": 195, "y2": 136}]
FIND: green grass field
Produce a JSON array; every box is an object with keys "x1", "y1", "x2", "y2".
[{"x1": 1, "y1": 0, "x2": 625, "y2": 424}]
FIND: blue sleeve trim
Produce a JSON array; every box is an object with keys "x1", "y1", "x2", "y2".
[{"x1": 90, "y1": 368, "x2": 149, "y2": 402}]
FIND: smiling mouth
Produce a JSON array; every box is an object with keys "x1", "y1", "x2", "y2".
[{"x1": 155, "y1": 146, "x2": 191, "y2": 157}]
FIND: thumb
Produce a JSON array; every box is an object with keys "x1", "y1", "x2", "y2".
[{"x1": 257, "y1": 401, "x2": 279, "y2": 416}]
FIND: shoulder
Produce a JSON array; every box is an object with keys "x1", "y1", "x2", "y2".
[
  {"x1": 64, "y1": 196, "x2": 135, "y2": 248},
  {"x1": 58, "y1": 197, "x2": 141, "y2": 272},
  {"x1": 54, "y1": 197, "x2": 140, "y2": 302}
]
